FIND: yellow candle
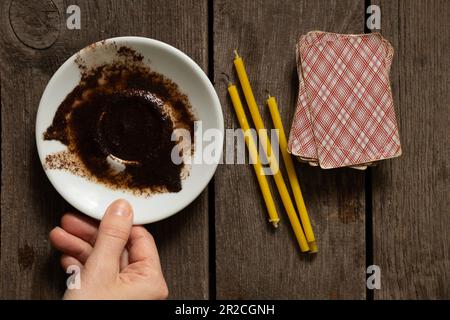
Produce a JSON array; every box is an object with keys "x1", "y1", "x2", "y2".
[
  {"x1": 267, "y1": 95, "x2": 318, "y2": 253},
  {"x1": 233, "y1": 51, "x2": 310, "y2": 253},
  {"x1": 228, "y1": 84, "x2": 280, "y2": 227},
  {"x1": 233, "y1": 50, "x2": 271, "y2": 157}
]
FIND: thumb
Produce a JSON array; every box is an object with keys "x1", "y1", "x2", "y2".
[{"x1": 88, "y1": 199, "x2": 133, "y2": 268}]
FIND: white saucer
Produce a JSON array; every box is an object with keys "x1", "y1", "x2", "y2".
[{"x1": 36, "y1": 37, "x2": 223, "y2": 224}]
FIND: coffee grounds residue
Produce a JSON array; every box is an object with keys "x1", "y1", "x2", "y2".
[{"x1": 44, "y1": 44, "x2": 196, "y2": 195}]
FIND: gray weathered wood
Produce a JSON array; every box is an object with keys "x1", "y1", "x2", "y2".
[
  {"x1": 2, "y1": 0, "x2": 448, "y2": 301},
  {"x1": 214, "y1": 0, "x2": 367, "y2": 299},
  {"x1": 372, "y1": 0, "x2": 450, "y2": 299},
  {"x1": 0, "y1": 0, "x2": 209, "y2": 299}
]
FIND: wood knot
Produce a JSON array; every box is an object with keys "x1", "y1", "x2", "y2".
[
  {"x1": 9, "y1": 0, "x2": 60, "y2": 49},
  {"x1": 18, "y1": 243, "x2": 35, "y2": 270}
]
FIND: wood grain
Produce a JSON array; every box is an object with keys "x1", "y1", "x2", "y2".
[
  {"x1": 213, "y1": 0, "x2": 367, "y2": 299},
  {"x1": 2, "y1": 0, "x2": 448, "y2": 301},
  {"x1": 0, "y1": 0, "x2": 209, "y2": 299},
  {"x1": 372, "y1": 0, "x2": 450, "y2": 299}
]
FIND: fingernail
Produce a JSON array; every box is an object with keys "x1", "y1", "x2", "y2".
[{"x1": 108, "y1": 199, "x2": 132, "y2": 217}]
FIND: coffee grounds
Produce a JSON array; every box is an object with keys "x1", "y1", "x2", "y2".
[{"x1": 44, "y1": 45, "x2": 195, "y2": 195}]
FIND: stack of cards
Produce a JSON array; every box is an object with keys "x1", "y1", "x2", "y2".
[{"x1": 288, "y1": 31, "x2": 401, "y2": 169}]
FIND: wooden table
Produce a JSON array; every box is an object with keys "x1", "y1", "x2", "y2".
[{"x1": 1, "y1": 0, "x2": 448, "y2": 299}]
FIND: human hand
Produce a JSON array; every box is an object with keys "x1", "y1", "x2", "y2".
[{"x1": 49, "y1": 199, "x2": 168, "y2": 300}]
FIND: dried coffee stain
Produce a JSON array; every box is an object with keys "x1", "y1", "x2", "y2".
[{"x1": 44, "y1": 44, "x2": 196, "y2": 195}]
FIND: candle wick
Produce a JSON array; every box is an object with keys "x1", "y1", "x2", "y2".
[{"x1": 234, "y1": 49, "x2": 240, "y2": 59}]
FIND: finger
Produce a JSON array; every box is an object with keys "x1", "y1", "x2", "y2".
[
  {"x1": 127, "y1": 226, "x2": 161, "y2": 266},
  {"x1": 61, "y1": 254, "x2": 83, "y2": 270},
  {"x1": 120, "y1": 249, "x2": 129, "y2": 271},
  {"x1": 49, "y1": 227, "x2": 93, "y2": 263},
  {"x1": 88, "y1": 199, "x2": 133, "y2": 267},
  {"x1": 61, "y1": 213, "x2": 98, "y2": 245}
]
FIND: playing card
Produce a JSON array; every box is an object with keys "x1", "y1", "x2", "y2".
[{"x1": 288, "y1": 31, "x2": 401, "y2": 169}]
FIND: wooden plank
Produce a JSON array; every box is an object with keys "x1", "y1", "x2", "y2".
[
  {"x1": 214, "y1": 0, "x2": 366, "y2": 299},
  {"x1": 372, "y1": 0, "x2": 450, "y2": 299},
  {"x1": 0, "y1": 0, "x2": 209, "y2": 299}
]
